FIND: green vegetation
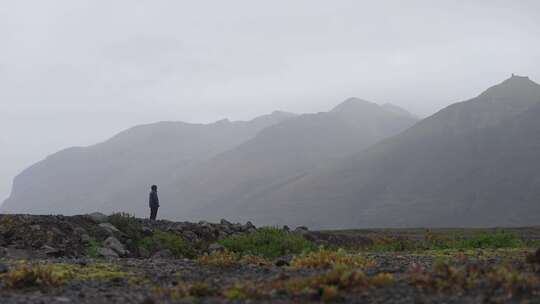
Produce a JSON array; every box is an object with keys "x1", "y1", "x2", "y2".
[
  {"x1": 369, "y1": 230, "x2": 533, "y2": 252},
  {"x1": 219, "y1": 227, "x2": 315, "y2": 258},
  {"x1": 108, "y1": 212, "x2": 143, "y2": 240},
  {"x1": 408, "y1": 260, "x2": 539, "y2": 294},
  {"x1": 0, "y1": 263, "x2": 131, "y2": 289},
  {"x1": 139, "y1": 230, "x2": 195, "y2": 258},
  {"x1": 85, "y1": 238, "x2": 102, "y2": 258},
  {"x1": 1, "y1": 264, "x2": 65, "y2": 289},
  {"x1": 290, "y1": 248, "x2": 374, "y2": 270},
  {"x1": 196, "y1": 250, "x2": 272, "y2": 268},
  {"x1": 197, "y1": 250, "x2": 239, "y2": 268}
]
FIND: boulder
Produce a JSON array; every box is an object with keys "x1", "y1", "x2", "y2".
[
  {"x1": 293, "y1": 226, "x2": 309, "y2": 235},
  {"x1": 208, "y1": 243, "x2": 225, "y2": 253},
  {"x1": 138, "y1": 246, "x2": 151, "y2": 259},
  {"x1": 41, "y1": 245, "x2": 63, "y2": 257},
  {"x1": 0, "y1": 263, "x2": 9, "y2": 273},
  {"x1": 244, "y1": 221, "x2": 256, "y2": 230},
  {"x1": 80, "y1": 234, "x2": 91, "y2": 244},
  {"x1": 182, "y1": 231, "x2": 198, "y2": 241},
  {"x1": 104, "y1": 236, "x2": 128, "y2": 256},
  {"x1": 141, "y1": 226, "x2": 153, "y2": 236},
  {"x1": 220, "y1": 219, "x2": 232, "y2": 226},
  {"x1": 0, "y1": 247, "x2": 7, "y2": 258},
  {"x1": 99, "y1": 223, "x2": 121, "y2": 234},
  {"x1": 151, "y1": 249, "x2": 173, "y2": 259},
  {"x1": 87, "y1": 212, "x2": 109, "y2": 224},
  {"x1": 97, "y1": 247, "x2": 119, "y2": 259}
]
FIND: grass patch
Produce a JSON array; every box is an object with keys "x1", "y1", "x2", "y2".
[
  {"x1": 369, "y1": 230, "x2": 533, "y2": 252},
  {"x1": 219, "y1": 227, "x2": 315, "y2": 258},
  {"x1": 290, "y1": 248, "x2": 374, "y2": 270},
  {"x1": 139, "y1": 230, "x2": 195, "y2": 258},
  {"x1": 86, "y1": 238, "x2": 102, "y2": 258},
  {"x1": 0, "y1": 263, "x2": 130, "y2": 289},
  {"x1": 197, "y1": 250, "x2": 239, "y2": 268},
  {"x1": 108, "y1": 212, "x2": 143, "y2": 240},
  {"x1": 1, "y1": 264, "x2": 65, "y2": 289},
  {"x1": 408, "y1": 259, "x2": 540, "y2": 294}
]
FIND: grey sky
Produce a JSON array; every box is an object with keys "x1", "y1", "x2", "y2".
[{"x1": 1, "y1": 0, "x2": 540, "y2": 202}]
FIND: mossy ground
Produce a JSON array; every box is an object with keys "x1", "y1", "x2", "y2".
[{"x1": 2, "y1": 227, "x2": 540, "y2": 303}]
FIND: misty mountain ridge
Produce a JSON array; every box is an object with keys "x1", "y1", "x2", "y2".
[
  {"x1": 3, "y1": 75, "x2": 540, "y2": 229},
  {"x1": 242, "y1": 74, "x2": 540, "y2": 228},
  {"x1": 1, "y1": 98, "x2": 416, "y2": 220}
]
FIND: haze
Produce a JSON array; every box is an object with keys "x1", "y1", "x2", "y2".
[{"x1": 1, "y1": 0, "x2": 540, "y2": 203}]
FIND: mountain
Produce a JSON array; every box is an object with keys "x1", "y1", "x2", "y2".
[
  {"x1": 1, "y1": 111, "x2": 295, "y2": 215},
  {"x1": 247, "y1": 75, "x2": 540, "y2": 228},
  {"x1": 174, "y1": 99, "x2": 418, "y2": 221}
]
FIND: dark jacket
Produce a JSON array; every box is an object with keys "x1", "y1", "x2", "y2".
[{"x1": 149, "y1": 190, "x2": 159, "y2": 208}]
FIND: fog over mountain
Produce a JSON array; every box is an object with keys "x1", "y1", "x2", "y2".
[
  {"x1": 1, "y1": 100, "x2": 417, "y2": 221},
  {"x1": 2, "y1": 1, "x2": 540, "y2": 205},
  {"x1": 245, "y1": 75, "x2": 540, "y2": 228},
  {"x1": 1, "y1": 111, "x2": 295, "y2": 216}
]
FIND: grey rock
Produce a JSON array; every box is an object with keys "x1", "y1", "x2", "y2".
[
  {"x1": 80, "y1": 234, "x2": 91, "y2": 243},
  {"x1": 141, "y1": 226, "x2": 153, "y2": 236},
  {"x1": 4, "y1": 248, "x2": 31, "y2": 259},
  {"x1": 182, "y1": 230, "x2": 198, "y2": 241},
  {"x1": 138, "y1": 246, "x2": 150, "y2": 259},
  {"x1": 30, "y1": 224, "x2": 41, "y2": 231},
  {"x1": 41, "y1": 245, "x2": 63, "y2": 257},
  {"x1": 99, "y1": 223, "x2": 121, "y2": 234},
  {"x1": 104, "y1": 236, "x2": 128, "y2": 256},
  {"x1": 208, "y1": 243, "x2": 225, "y2": 253},
  {"x1": 87, "y1": 212, "x2": 109, "y2": 223},
  {"x1": 294, "y1": 226, "x2": 309, "y2": 234},
  {"x1": 244, "y1": 221, "x2": 256, "y2": 230},
  {"x1": 0, "y1": 263, "x2": 9, "y2": 273},
  {"x1": 220, "y1": 219, "x2": 232, "y2": 226},
  {"x1": 74, "y1": 227, "x2": 88, "y2": 235},
  {"x1": 97, "y1": 247, "x2": 119, "y2": 258},
  {"x1": 282, "y1": 225, "x2": 290, "y2": 232},
  {"x1": 151, "y1": 249, "x2": 173, "y2": 259}
]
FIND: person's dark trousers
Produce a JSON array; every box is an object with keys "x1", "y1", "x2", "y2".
[{"x1": 150, "y1": 207, "x2": 158, "y2": 220}]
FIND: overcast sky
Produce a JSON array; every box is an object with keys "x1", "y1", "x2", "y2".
[{"x1": 1, "y1": 0, "x2": 540, "y2": 202}]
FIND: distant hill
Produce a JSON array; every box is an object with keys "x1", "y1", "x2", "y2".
[
  {"x1": 1, "y1": 111, "x2": 295, "y2": 215},
  {"x1": 176, "y1": 99, "x2": 418, "y2": 221},
  {"x1": 244, "y1": 75, "x2": 540, "y2": 228},
  {"x1": 1, "y1": 99, "x2": 417, "y2": 223}
]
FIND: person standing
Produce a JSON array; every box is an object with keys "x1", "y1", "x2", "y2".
[{"x1": 149, "y1": 185, "x2": 160, "y2": 220}]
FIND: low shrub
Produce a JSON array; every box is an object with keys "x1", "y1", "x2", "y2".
[
  {"x1": 219, "y1": 227, "x2": 315, "y2": 258},
  {"x1": 108, "y1": 212, "x2": 143, "y2": 240},
  {"x1": 86, "y1": 238, "x2": 102, "y2": 258},
  {"x1": 197, "y1": 250, "x2": 239, "y2": 268},
  {"x1": 139, "y1": 231, "x2": 195, "y2": 258},
  {"x1": 2, "y1": 265, "x2": 64, "y2": 289}
]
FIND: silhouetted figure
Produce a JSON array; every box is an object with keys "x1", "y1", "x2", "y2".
[{"x1": 149, "y1": 185, "x2": 159, "y2": 220}]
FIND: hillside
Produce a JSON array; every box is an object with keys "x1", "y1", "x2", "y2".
[
  {"x1": 177, "y1": 99, "x2": 418, "y2": 221},
  {"x1": 248, "y1": 75, "x2": 540, "y2": 228},
  {"x1": 1, "y1": 111, "x2": 295, "y2": 216}
]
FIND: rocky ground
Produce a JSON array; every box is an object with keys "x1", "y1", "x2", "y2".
[{"x1": 1, "y1": 214, "x2": 540, "y2": 303}]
